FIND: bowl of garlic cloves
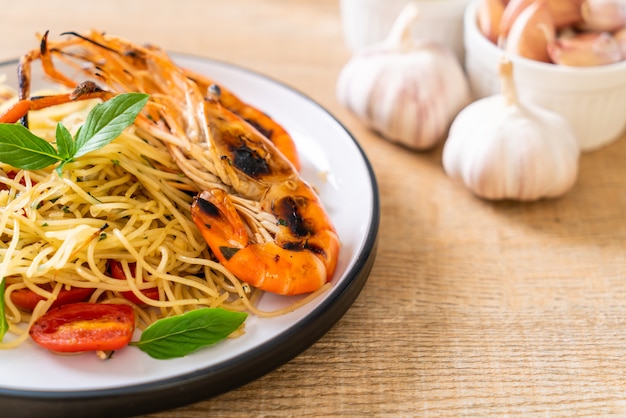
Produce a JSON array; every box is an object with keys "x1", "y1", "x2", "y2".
[{"x1": 464, "y1": 0, "x2": 626, "y2": 151}]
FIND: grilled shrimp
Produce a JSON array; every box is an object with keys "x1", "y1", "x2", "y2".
[
  {"x1": 191, "y1": 94, "x2": 339, "y2": 295},
  {"x1": 2, "y1": 30, "x2": 340, "y2": 295}
]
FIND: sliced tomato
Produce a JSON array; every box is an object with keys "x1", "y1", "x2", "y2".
[
  {"x1": 10, "y1": 286, "x2": 95, "y2": 311},
  {"x1": 29, "y1": 302, "x2": 135, "y2": 353},
  {"x1": 108, "y1": 260, "x2": 159, "y2": 305}
]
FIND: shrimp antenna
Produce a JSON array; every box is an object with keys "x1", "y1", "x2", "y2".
[{"x1": 59, "y1": 31, "x2": 119, "y2": 54}]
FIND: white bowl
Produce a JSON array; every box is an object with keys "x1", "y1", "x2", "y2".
[
  {"x1": 340, "y1": 0, "x2": 469, "y2": 63},
  {"x1": 464, "y1": 0, "x2": 626, "y2": 151}
]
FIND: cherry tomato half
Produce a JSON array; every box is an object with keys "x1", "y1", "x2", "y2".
[
  {"x1": 29, "y1": 302, "x2": 135, "y2": 353},
  {"x1": 108, "y1": 260, "x2": 159, "y2": 305},
  {"x1": 10, "y1": 286, "x2": 95, "y2": 311},
  {"x1": 0, "y1": 170, "x2": 30, "y2": 191}
]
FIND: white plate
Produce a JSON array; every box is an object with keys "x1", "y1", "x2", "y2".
[{"x1": 0, "y1": 53, "x2": 379, "y2": 417}]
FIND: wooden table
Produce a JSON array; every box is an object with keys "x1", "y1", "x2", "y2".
[{"x1": 3, "y1": 0, "x2": 626, "y2": 416}]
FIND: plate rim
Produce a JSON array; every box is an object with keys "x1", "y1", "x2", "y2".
[{"x1": 0, "y1": 52, "x2": 380, "y2": 418}]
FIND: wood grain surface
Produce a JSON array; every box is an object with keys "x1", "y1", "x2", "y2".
[{"x1": 2, "y1": 0, "x2": 626, "y2": 416}]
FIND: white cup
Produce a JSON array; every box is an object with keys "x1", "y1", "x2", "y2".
[{"x1": 340, "y1": 0, "x2": 470, "y2": 63}]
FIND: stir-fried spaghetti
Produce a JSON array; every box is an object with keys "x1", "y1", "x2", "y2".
[
  {"x1": 0, "y1": 30, "x2": 339, "y2": 354},
  {"x1": 0, "y1": 89, "x2": 327, "y2": 350}
]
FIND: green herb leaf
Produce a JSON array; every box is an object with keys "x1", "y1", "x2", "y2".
[
  {"x1": 55, "y1": 122, "x2": 75, "y2": 160},
  {"x1": 131, "y1": 308, "x2": 248, "y2": 360},
  {"x1": 0, "y1": 124, "x2": 62, "y2": 170},
  {"x1": 0, "y1": 279, "x2": 8, "y2": 341},
  {"x1": 0, "y1": 92, "x2": 149, "y2": 174},
  {"x1": 73, "y1": 93, "x2": 149, "y2": 158}
]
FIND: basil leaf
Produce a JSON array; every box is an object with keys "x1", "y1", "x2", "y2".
[
  {"x1": 55, "y1": 122, "x2": 75, "y2": 160},
  {"x1": 0, "y1": 279, "x2": 8, "y2": 341},
  {"x1": 131, "y1": 308, "x2": 248, "y2": 360},
  {"x1": 0, "y1": 92, "x2": 148, "y2": 172},
  {"x1": 73, "y1": 92, "x2": 149, "y2": 158},
  {"x1": 0, "y1": 124, "x2": 62, "y2": 170}
]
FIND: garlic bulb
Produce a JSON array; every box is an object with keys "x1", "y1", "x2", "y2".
[
  {"x1": 442, "y1": 58, "x2": 580, "y2": 201},
  {"x1": 336, "y1": 3, "x2": 470, "y2": 150}
]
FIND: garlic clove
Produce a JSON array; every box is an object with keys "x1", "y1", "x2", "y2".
[
  {"x1": 499, "y1": 0, "x2": 583, "y2": 41},
  {"x1": 504, "y1": 0, "x2": 555, "y2": 63},
  {"x1": 616, "y1": 27, "x2": 626, "y2": 56},
  {"x1": 547, "y1": 31, "x2": 624, "y2": 66},
  {"x1": 442, "y1": 58, "x2": 580, "y2": 201},
  {"x1": 580, "y1": 0, "x2": 626, "y2": 32},
  {"x1": 547, "y1": 0, "x2": 585, "y2": 28},
  {"x1": 336, "y1": 3, "x2": 470, "y2": 151},
  {"x1": 477, "y1": 0, "x2": 507, "y2": 44},
  {"x1": 499, "y1": 0, "x2": 534, "y2": 41}
]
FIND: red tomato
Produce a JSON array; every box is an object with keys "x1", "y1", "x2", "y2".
[
  {"x1": 108, "y1": 260, "x2": 159, "y2": 305},
  {"x1": 29, "y1": 303, "x2": 135, "y2": 353},
  {"x1": 10, "y1": 286, "x2": 95, "y2": 311},
  {"x1": 0, "y1": 171, "x2": 30, "y2": 191}
]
